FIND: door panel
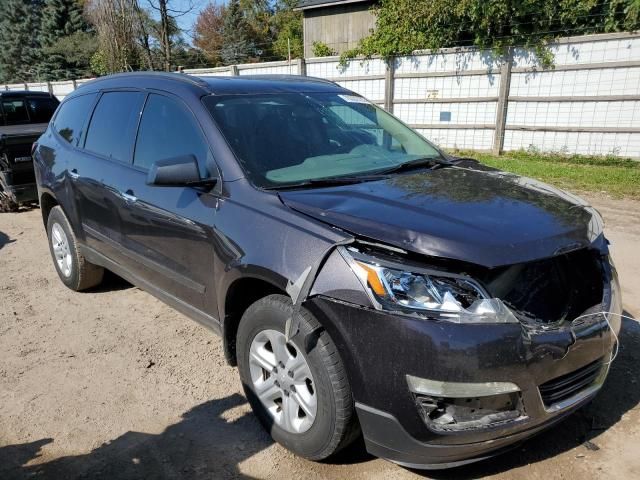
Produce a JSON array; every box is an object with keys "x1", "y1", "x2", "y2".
[
  {"x1": 118, "y1": 169, "x2": 218, "y2": 311},
  {"x1": 72, "y1": 155, "x2": 131, "y2": 262},
  {"x1": 118, "y1": 93, "x2": 220, "y2": 315}
]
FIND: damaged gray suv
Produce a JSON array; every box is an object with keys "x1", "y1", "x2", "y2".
[{"x1": 34, "y1": 72, "x2": 622, "y2": 469}]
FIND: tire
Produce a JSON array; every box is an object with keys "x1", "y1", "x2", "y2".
[
  {"x1": 237, "y1": 294, "x2": 360, "y2": 460},
  {"x1": 46, "y1": 206, "x2": 104, "y2": 291}
]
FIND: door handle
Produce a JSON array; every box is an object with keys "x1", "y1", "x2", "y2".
[
  {"x1": 68, "y1": 168, "x2": 79, "y2": 179},
  {"x1": 121, "y1": 189, "x2": 137, "y2": 203}
]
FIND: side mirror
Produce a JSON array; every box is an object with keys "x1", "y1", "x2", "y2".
[{"x1": 147, "y1": 154, "x2": 217, "y2": 188}]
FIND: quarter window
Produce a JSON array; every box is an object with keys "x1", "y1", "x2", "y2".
[
  {"x1": 134, "y1": 94, "x2": 212, "y2": 177},
  {"x1": 85, "y1": 91, "x2": 145, "y2": 163},
  {"x1": 52, "y1": 94, "x2": 96, "y2": 146}
]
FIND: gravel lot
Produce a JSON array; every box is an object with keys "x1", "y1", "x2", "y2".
[{"x1": 1, "y1": 195, "x2": 639, "y2": 480}]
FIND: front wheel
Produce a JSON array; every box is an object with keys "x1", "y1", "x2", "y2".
[{"x1": 236, "y1": 294, "x2": 359, "y2": 460}]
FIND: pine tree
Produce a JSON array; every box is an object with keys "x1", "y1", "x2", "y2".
[
  {"x1": 38, "y1": 0, "x2": 94, "y2": 80},
  {"x1": 220, "y1": 0, "x2": 254, "y2": 66},
  {"x1": 0, "y1": 0, "x2": 44, "y2": 82}
]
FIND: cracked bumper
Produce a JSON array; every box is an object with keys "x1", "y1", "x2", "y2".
[{"x1": 306, "y1": 270, "x2": 620, "y2": 469}]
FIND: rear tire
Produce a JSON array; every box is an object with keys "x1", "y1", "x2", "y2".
[
  {"x1": 46, "y1": 206, "x2": 104, "y2": 291},
  {"x1": 236, "y1": 294, "x2": 360, "y2": 460}
]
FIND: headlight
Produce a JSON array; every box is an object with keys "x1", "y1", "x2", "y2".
[{"x1": 341, "y1": 247, "x2": 519, "y2": 324}]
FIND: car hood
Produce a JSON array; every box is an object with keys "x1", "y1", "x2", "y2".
[{"x1": 278, "y1": 167, "x2": 605, "y2": 268}]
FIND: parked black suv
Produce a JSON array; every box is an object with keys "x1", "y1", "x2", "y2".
[
  {"x1": 34, "y1": 72, "x2": 622, "y2": 469},
  {"x1": 1, "y1": 90, "x2": 59, "y2": 211}
]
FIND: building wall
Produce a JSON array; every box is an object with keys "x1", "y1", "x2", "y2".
[{"x1": 303, "y1": 2, "x2": 376, "y2": 58}]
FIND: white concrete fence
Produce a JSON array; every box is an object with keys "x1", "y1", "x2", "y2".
[{"x1": 3, "y1": 32, "x2": 639, "y2": 157}]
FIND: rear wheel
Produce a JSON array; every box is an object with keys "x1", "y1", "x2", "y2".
[
  {"x1": 236, "y1": 294, "x2": 359, "y2": 460},
  {"x1": 46, "y1": 206, "x2": 104, "y2": 291}
]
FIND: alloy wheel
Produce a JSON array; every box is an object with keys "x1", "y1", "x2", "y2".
[
  {"x1": 248, "y1": 329, "x2": 317, "y2": 434},
  {"x1": 51, "y1": 223, "x2": 72, "y2": 278}
]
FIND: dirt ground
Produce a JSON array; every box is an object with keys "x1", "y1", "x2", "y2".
[{"x1": 1, "y1": 194, "x2": 639, "y2": 480}]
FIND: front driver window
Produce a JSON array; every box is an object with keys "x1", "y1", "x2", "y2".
[{"x1": 134, "y1": 94, "x2": 214, "y2": 178}]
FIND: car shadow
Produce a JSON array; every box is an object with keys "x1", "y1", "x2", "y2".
[
  {"x1": 88, "y1": 270, "x2": 134, "y2": 293},
  {"x1": 413, "y1": 313, "x2": 640, "y2": 479},
  {"x1": 0, "y1": 230, "x2": 15, "y2": 250},
  {"x1": 0, "y1": 393, "x2": 271, "y2": 480}
]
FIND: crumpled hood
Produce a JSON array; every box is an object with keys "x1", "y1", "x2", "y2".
[{"x1": 279, "y1": 167, "x2": 605, "y2": 268}]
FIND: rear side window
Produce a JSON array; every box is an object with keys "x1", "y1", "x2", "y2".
[
  {"x1": 85, "y1": 91, "x2": 145, "y2": 163},
  {"x1": 26, "y1": 96, "x2": 59, "y2": 123},
  {"x1": 53, "y1": 94, "x2": 96, "y2": 146},
  {"x1": 134, "y1": 94, "x2": 212, "y2": 177},
  {"x1": 1, "y1": 98, "x2": 29, "y2": 124}
]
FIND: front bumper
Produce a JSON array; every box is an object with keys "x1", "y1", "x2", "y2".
[{"x1": 306, "y1": 273, "x2": 620, "y2": 469}]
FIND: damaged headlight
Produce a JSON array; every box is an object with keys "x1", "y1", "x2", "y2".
[{"x1": 341, "y1": 248, "x2": 518, "y2": 324}]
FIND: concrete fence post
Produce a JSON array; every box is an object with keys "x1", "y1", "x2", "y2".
[
  {"x1": 230, "y1": 65, "x2": 239, "y2": 76},
  {"x1": 297, "y1": 58, "x2": 306, "y2": 76},
  {"x1": 72, "y1": 79, "x2": 77, "y2": 90},
  {"x1": 384, "y1": 57, "x2": 396, "y2": 114},
  {"x1": 47, "y1": 81, "x2": 54, "y2": 95},
  {"x1": 492, "y1": 48, "x2": 513, "y2": 155}
]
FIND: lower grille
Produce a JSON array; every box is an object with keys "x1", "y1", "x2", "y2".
[{"x1": 539, "y1": 359, "x2": 603, "y2": 407}]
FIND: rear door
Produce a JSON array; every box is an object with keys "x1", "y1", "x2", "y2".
[
  {"x1": 72, "y1": 90, "x2": 145, "y2": 264},
  {"x1": 37, "y1": 92, "x2": 98, "y2": 226},
  {"x1": 118, "y1": 92, "x2": 220, "y2": 313}
]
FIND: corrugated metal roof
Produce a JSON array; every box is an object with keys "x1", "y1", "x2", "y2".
[{"x1": 297, "y1": 0, "x2": 372, "y2": 10}]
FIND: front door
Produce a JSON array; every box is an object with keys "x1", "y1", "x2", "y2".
[{"x1": 118, "y1": 93, "x2": 220, "y2": 315}]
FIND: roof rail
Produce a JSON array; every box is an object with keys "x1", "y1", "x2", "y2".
[{"x1": 78, "y1": 71, "x2": 210, "y2": 90}]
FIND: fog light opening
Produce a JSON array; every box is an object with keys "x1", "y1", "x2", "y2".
[{"x1": 415, "y1": 392, "x2": 526, "y2": 433}]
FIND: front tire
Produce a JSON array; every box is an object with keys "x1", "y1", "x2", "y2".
[
  {"x1": 46, "y1": 206, "x2": 104, "y2": 291},
  {"x1": 237, "y1": 294, "x2": 359, "y2": 460}
]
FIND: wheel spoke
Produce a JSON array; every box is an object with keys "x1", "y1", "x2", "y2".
[
  {"x1": 292, "y1": 391, "x2": 316, "y2": 422},
  {"x1": 265, "y1": 330, "x2": 290, "y2": 365},
  {"x1": 250, "y1": 348, "x2": 276, "y2": 372},
  {"x1": 255, "y1": 377, "x2": 280, "y2": 403},
  {"x1": 52, "y1": 227, "x2": 62, "y2": 244},
  {"x1": 287, "y1": 354, "x2": 308, "y2": 381},
  {"x1": 282, "y1": 394, "x2": 298, "y2": 431}
]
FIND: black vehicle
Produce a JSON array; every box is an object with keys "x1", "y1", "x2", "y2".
[
  {"x1": 33, "y1": 73, "x2": 621, "y2": 469},
  {"x1": 0, "y1": 91, "x2": 59, "y2": 211}
]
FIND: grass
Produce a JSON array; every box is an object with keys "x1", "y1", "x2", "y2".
[{"x1": 451, "y1": 150, "x2": 640, "y2": 199}]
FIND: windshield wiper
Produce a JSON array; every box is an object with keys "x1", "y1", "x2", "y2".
[
  {"x1": 377, "y1": 156, "x2": 452, "y2": 175},
  {"x1": 264, "y1": 174, "x2": 387, "y2": 191}
]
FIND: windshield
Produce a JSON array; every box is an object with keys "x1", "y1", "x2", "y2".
[{"x1": 203, "y1": 92, "x2": 443, "y2": 188}]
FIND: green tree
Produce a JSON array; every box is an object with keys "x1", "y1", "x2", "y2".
[
  {"x1": 341, "y1": 0, "x2": 640, "y2": 65},
  {"x1": 240, "y1": 0, "x2": 273, "y2": 59},
  {"x1": 0, "y1": 0, "x2": 44, "y2": 82},
  {"x1": 271, "y1": 0, "x2": 303, "y2": 59},
  {"x1": 220, "y1": 0, "x2": 254, "y2": 65},
  {"x1": 38, "y1": 0, "x2": 96, "y2": 80},
  {"x1": 312, "y1": 41, "x2": 335, "y2": 57}
]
